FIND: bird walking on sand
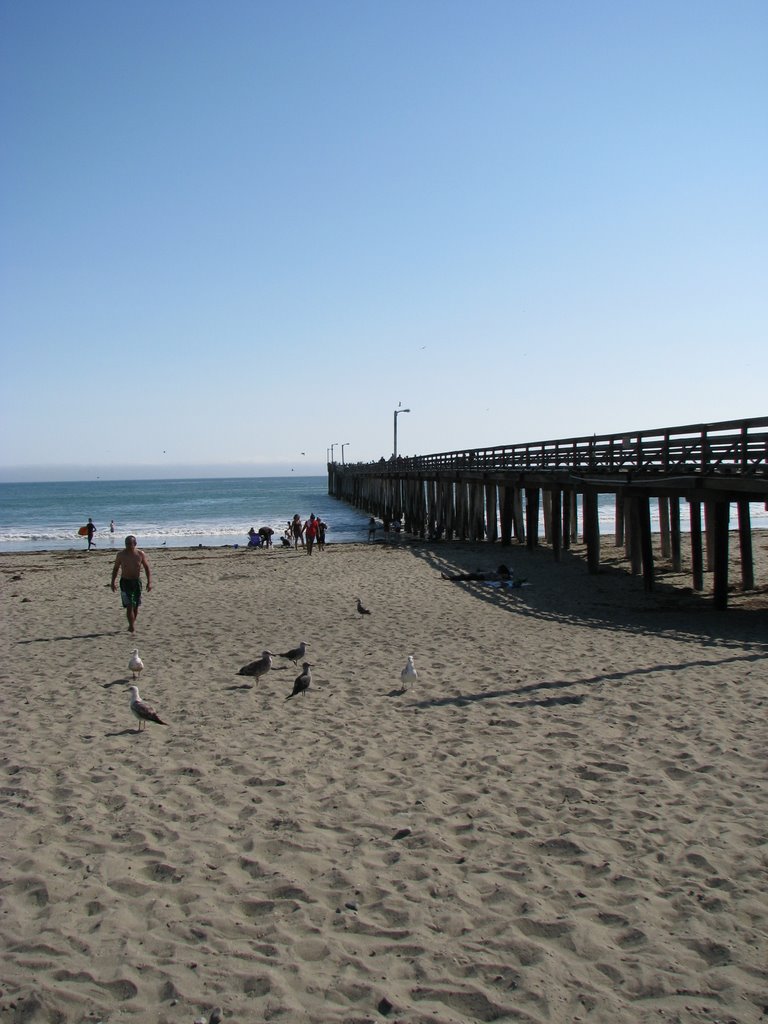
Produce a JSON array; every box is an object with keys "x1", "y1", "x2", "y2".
[
  {"x1": 400, "y1": 655, "x2": 417, "y2": 693},
  {"x1": 128, "y1": 648, "x2": 144, "y2": 680},
  {"x1": 286, "y1": 662, "x2": 312, "y2": 700},
  {"x1": 237, "y1": 650, "x2": 274, "y2": 678},
  {"x1": 356, "y1": 597, "x2": 371, "y2": 617},
  {"x1": 129, "y1": 685, "x2": 167, "y2": 731},
  {"x1": 278, "y1": 640, "x2": 308, "y2": 665}
]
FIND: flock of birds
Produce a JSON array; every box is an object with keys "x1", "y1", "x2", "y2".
[
  {"x1": 123, "y1": 599, "x2": 418, "y2": 733},
  {"x1": 126, "y1": 649, "x2": 166, "y2": 732},
  {"x1": 236, "y1": 640, "x2": 312, "y2": 700}
]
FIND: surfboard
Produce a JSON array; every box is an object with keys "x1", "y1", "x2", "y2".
[{"x1": 78, "y1": 526, "x2": 88, "y2": 536}]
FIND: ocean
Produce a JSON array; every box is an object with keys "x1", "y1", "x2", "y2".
[
  {"x1": 0, "y1": 477, "x2": 366, "y2": 553},
  {"x1": 1, "y1": 477, "x2": 766, "y2": 554}
]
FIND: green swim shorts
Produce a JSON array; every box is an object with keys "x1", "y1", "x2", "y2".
[{"x1": 119, "y1": 578, "x2": 142, "y2": 609}]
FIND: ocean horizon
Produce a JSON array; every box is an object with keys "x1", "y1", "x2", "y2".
[
  {"x1": 0, "y1": 477, "x2": 363, "y2": 553},
  {"x1": 1, "y1": 476, "x2": 766, "y2": 554}
]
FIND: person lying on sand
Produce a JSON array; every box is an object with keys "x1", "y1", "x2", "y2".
[{"x1": 441, "y1": 563, "x2": 512, "y2": 582}]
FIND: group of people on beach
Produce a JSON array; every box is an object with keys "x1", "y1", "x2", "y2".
[
  {"x1": 287, "y1": 513, "x2": 327, "y2": 555},
  {"x1": 247, "y1": 525, "x2": 275, "y2": 548},
  {"x1": 247, "y1": 514, "x2": 328, "y2": 555}
]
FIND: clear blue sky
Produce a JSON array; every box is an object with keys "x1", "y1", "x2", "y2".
[{"x1": 1, "y1": 0, "x2": 766, "y2": 480}]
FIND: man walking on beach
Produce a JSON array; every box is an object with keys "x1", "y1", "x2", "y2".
[{"x1": 111, "y1": 535, "x2": 152, "y2": 633}]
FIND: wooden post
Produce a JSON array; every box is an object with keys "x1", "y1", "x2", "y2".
[
  {"x1": 638, "y1": 495, "x2": 654, "y2": 591},
  {"x1": 713, "y1": 501, "x2": 730, "y2": 610},
  {"x1": 485, "y1": 482, "x2": 498, "y2": 543},
  {"x1": 466, "y1": 482, "x2": 479, "y2": 542},
  {"x1": 455, "y1": 481, "x2": 468, "y2": 540},
  {"x1": 550, "y1": 488, "x2": 562, "y2": 562},
  {"x1": 525, "y1": 488, "x2": 540, "y2": 550},
  {"x1": 615, "y1": 492, "x2": 624, "y2": 547},
  {"x1": 583, "y1": 488, "x2": 600, "y2": 574},
  {"x1": 562, "y1": 489, "x2": 572, "y2": 550},
  {"x1": 704, "y1": 502, "x2": 715, "y2": 571},
  {"x1": 737, "y1": 500, "x2": 754, "y2": 591},
  {"x1": 474, "y1": 481, "x2": 486, "y2": 541},
  {"x1": 659, "y1": 497, "x2": 671, "y2": 558},
  {"x1": 542, "y1": 490, "x2": 552, "y2": 543},
  {"x1": 500, "y1": 485, "x2": 514, "y2": 546},
  {"x1": 669, "y1": 496, "x2": 682, "y2": 572},
  {"x1": 628, "y1": 495, "x2": 642, "y2": 575},
  {"x1": 513, "y1": 487, "x2": 526, "y2": 543},
  {"x1": 689, "y1": 499, "x2": 704, "y2": 591}
]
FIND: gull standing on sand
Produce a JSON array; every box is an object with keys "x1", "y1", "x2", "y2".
[
  {"x1": 356, "y1": 597, "x2": 371, "y2": 617},
  {"x1": 278, "y1": 641, "x2": 308, "y2": 665},
  {"x1": 286, "y1": 662, "x2": 312, "y2": 700},
  {"x1": 400, "y1": 655, "x2": 417, "y2": 693},
  {"x1": 129, "y1": 686, "x2": 167, "y2": 731},
  {"x1": 128, "y1": 648, "x2": 144, "y2": 680},
  {"x1": 237, "y1": 650, "x2": 274, "y2": 678}
]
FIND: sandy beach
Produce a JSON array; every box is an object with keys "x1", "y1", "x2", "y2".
[{"x1": 1, "y1": 533, "x2": 767, "y2": 1024}]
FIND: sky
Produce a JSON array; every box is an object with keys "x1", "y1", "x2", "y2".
[{"x1": 1, "y1": 0, "x2": 766, "y2": 481}]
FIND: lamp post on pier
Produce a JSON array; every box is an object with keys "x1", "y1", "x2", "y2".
[
  {"x1": 393, "y1": 408, "x2": 410, "y2": 460},
  {"x1": 330, "y1": 443, "x2": 338, "y2": 464},
  {"x1": 341, "y1": 443, "x2": 350, "y2": 465}
]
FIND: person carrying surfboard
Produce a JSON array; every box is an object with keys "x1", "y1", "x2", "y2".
[{"x1": 85, "y1": 518, "x2": 97, "y2": 550}]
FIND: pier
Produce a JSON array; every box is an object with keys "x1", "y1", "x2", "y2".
[{"x1": 329, "y1": 416, "x2": 768, "y2": 609}]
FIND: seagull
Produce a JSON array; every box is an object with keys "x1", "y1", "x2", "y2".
[
  {"x1": 356, "y1": 597, "x2": 371, "y2": 617},
  {"x1": 129, "y1": 685, "x2": 167, "y2": 731},
  {"x1": 400, "y1": 655, "x2": 417, "y2": 693},
  {"x1": 128, "y1": 648, "x2": 144, "y2": 680},
  {"x1": 237, "y1": 650, "x2": 274, "y2": 678},
  {"x1": 278, "y1": 640, "x2": 308, "y2": 665},
  {"x1": 286, "y1": 662, "x2": 312, "y2": 700}
]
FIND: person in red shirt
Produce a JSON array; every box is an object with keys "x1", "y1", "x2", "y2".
[{"x1": 303, "y1": 513, "x2": 318, "y2": 555}]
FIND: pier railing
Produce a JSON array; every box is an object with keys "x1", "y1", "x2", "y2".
[{"x1": 345, "y1": 416, "x2": 768, "y2": 480}]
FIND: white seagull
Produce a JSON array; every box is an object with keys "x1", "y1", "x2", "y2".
[
  {"x1": 128, "y1": 648, "x2": 144, "y2": 680},
  {"x1": 129, "y1": 685, "x2": 167, "y2": 731},
  {"x1": 400, "y1": 655, "x2": 417, "y2": 693}
]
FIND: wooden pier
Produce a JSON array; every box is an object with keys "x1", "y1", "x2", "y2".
[{"x1": 328, "y1": 416, "x2": 768, "y2": 609}]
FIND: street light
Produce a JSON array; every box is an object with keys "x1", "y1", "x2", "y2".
[
  {"x1": 326, "y1": 447, "x2": 331, "y2": 464},
  {"x1": 341, "y1": 442, "x2": 350, "y2": 465},
  {"x1": 330, "y1": 443, "x2": 338, "y2": 463},
  {"x1": 393, "y1": 408, "x2": 410, "y2": 460}
]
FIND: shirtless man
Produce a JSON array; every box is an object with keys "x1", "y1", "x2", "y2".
[{"x1": 111, "y1": 535, "x2": 152, "y2": 633}]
